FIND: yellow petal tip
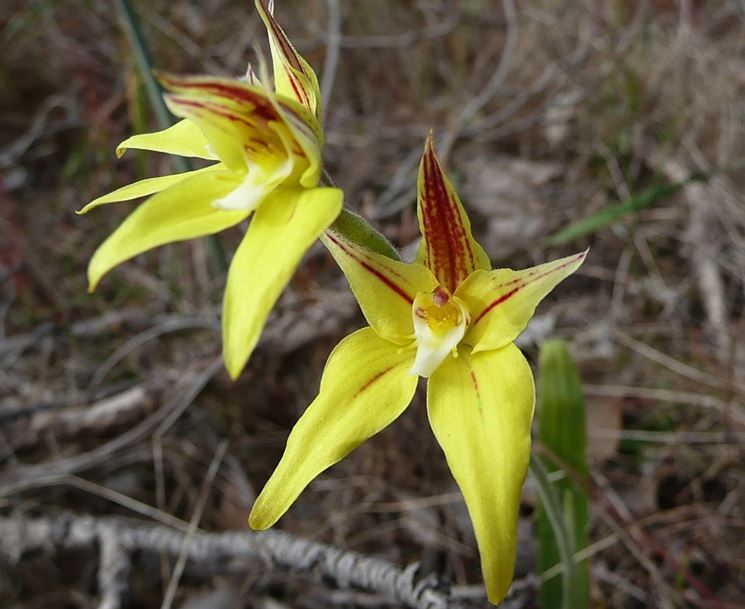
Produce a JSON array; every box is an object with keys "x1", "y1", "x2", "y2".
[
  {"x1": 225, "y1": 363, "x2": 242, "y2": 382},
  {"x1": 247, "y1": 506, "x2": 271, "y2": 531}
]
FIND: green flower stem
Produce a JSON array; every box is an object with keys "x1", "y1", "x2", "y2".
[
  {"x1": 320, "y1": 170, "x2": 399, "y2": 260},
  {"x1": 114, "y1": 0, "x2": 228, "y2": 271},
  {"x1": 328, "y1": 209, "x2": 400, "y2": 260}
]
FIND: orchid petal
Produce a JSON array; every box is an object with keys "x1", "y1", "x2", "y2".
[
  {"x1": 255, "y1": 0, "x2": 322, "y2": 119},
  {"x1": 116, "y1": 119, "x2": 214, "y2": 159},
  {"x1": 88, "y1": 171, "x2": 249, "y2": 291},
  {"x1": 249, "y1": 327, "x2": 417, "y2": 529},
  {"x1": 159, "y1": 73, "x2": 322, "y2": 186},
  {"x1": 222, "y1": 186, "x2": 342, "y2": 378},
  {"x1": 427, "y1": 344, "x2": 535, "y2": 604},
  {"x1": 77, "y1": 164, "x2": 224, "y2": 214},
  {"x1": 160, "y1": 76, "x2": 283, "y2": 172},
  {"x1": 322, "y1": 232, "x2": 438, "y2": 344},
  {"x1": 458, "y1": 250, "x2": 587, "y2": 353},
  {"x1": 416, "y1": 135, "x2": 490, "y2": 292}
]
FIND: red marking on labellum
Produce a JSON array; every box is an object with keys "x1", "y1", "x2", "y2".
[
  {"x1": 473, "y1": 252, "x2": 586, "y2": 326},
  {"x1": 353, "y1": 365, "x2": 396, "y2": 399},
  {"x1": 326, "y1": 233, "x2": 413, "y2": 304},
  {"x1": 420, "y1": 144, "x2": 476, "y2": 292},
  {"x1": 432, "y1": 286, "x2": 450, "y2": 306}
]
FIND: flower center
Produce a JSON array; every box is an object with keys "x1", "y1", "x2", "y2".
[
  {"x1": 212, "y1": 123, "x2": 297, "y2": 212},
  {"x1": 410, "y1": 286, "x2": 470, "y2": 378}
]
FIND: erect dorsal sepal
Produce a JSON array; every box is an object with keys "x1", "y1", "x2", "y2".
[{"x1": 416, "y1": 135, "x2": 491, "y2": 293}]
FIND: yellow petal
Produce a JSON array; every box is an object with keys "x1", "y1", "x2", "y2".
[
  {"x1": 255, "y1": 0, "x2": 322, "y2": 119},
  {"x1": 116, "y1": 119, "x2": 214, "y2": 159},
  {"x1": 416, "y1": 135, "x2": 490, "y2": 292},
  {"x1": 249, "y1": 327, "x2": 417, "y2": 529},
  {"x1": 159, "y1": 73, "x2": 322, "y2": 189},
  {"x1": 458, "y1": 250, "x2": 588, "y2": 353},
  {"x1": 427, "y1": 344, "x2": 535, "y2": 604},
  {"x1": 77, "y1": 164, "x2": 224, "y2": 214},
  {"x1": 222, "y1": 186, "x2": 343, "y2": 378},
  {"x1": 88, "y1": 171, "x2": 249, "y2": 291},
  {"x1": 322, "y1": 232, "x2": 438, "y2": 344},
  {"x1": 158, "y1": 75, "x2": 291, "y2": 166}
]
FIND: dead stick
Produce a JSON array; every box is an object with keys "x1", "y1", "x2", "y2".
[{"x1": 0, "y1": 512, "x2": 459, "y2": 609}]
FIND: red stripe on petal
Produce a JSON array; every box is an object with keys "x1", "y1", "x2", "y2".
[
  {"x1": 472, "y1": 252, "x2": 587, "y2": 326},
  {"x1": 160, "y1": 76, "x2": 279, "y2": 123},
  {"x1": 256, "y1": 0, "x2": 312, "y2": 109},
  {"x1": 326, "y1": 233, "x2": 414, "y2": 305},
  {"x1": 470, "y1": 369, "x2": 483, "y2": 412},
  {"x1": 472, "y1": 285, "x2": 522, "y2": 326},
  {"x1": 419, "y1": 139, "x2": 478, "y2": 292},
  {"x1": 167, "y1": 97, "x2": 260, "y2": 130},
  {"x1": 353, "y1": 364, "x2": 397, "y2": 398},
  {"x1": 258, "y1": 0, "x2": 302, "y2": 71}
]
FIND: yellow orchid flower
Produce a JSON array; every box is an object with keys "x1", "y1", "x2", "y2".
[
  {"x1": 80, "y1": 0, "x2": 341, "y2": 379},
  {"x1": 248, "y1": 135, "x2": 587, "y2": 604}
]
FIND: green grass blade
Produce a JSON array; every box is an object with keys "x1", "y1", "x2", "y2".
[
  {"x1": 114, "y1": 0, "x2": 174, "y2": 135},
  {"x1": 530, "y1": 455, "x2": 574, "y2": 609},
  {"x1": 543, "y1": 175, "x2": 704, "y2": 246},
  {"x1": 536, "y1": 339, "x2": 590, "y2": 609}
]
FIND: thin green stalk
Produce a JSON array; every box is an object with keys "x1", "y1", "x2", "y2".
[
  {"x1": 322, "y1": 170, "x2": 400, "y2": 260},
  {"x1": 536, "y1": 339, "x2": 589, "y2": 609},
  {"x1": 114, "y1": 0, "x2": 227, "y2": 271},
  {"x1": 114, "y1": 0, "x2": 173, "y2": 136},
  {"x1": 328, "y1": 209, "x2": 400, "y2": 260},
  {"x1": 529, "y1": 455, "x2": 575, "y2": 609}
]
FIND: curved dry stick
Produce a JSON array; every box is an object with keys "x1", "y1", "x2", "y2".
[
  {"x1": 0, "y1": 513, "x2": 461, "y2": 609},
  {"x1": 0, "y1": 358, "x2": 223, "y2": 497}
]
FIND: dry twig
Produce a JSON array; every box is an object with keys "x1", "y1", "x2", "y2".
[{"x1": 0, "y1": 512, "x2": 464, "y2": 609}]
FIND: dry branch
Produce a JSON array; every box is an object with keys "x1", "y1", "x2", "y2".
[
  {"x1": 0, "y1": 359, "x2": 223, "y2": 497},
  {"x1": 6, "y1": 386, "x2": 153, "y2": 452},
  {"x1": 0, "y1": 512, "x2": 462, "y2": 609}
]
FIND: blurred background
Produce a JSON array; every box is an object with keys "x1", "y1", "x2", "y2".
[{"x1": 1, "y1": 1, "x2": 744, "y2": 608}]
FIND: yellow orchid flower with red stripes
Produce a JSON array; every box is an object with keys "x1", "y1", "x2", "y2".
[
  {"x1": 248, "y1": 135, "x2": 587, "y2": 604},
  {"x1": 80, "y1": 0, "x2": 340, "y2": 379}
]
